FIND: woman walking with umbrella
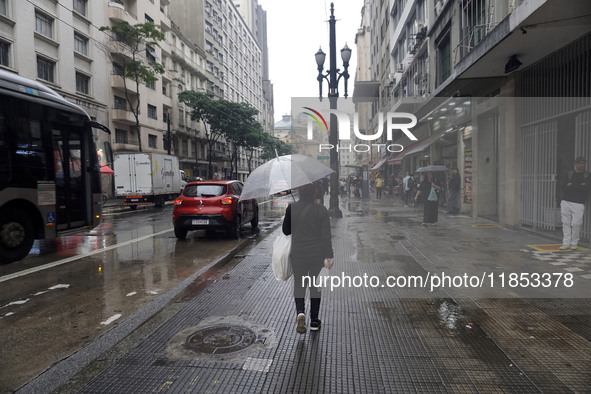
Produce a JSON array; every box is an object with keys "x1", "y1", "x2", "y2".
[
  {"x1": 282, "y1": 183, "x2": 334, "y2": 334},
  {"x1": 415, "y1": 171, "x2": 443, "y2": 226}
]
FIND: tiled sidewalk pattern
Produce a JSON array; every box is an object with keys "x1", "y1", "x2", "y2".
[{"x1": 78, "y1": 198, "x2": 591, "y2": 393}]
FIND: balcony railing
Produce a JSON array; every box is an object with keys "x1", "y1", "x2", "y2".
[
  {"x1": 111, "y1": 74, "x2": 138, "y2": 94},
  {"x1": 112, "y1": 108, "x2": 136, "y2": 124},
  {"x1": 454, "y1": 0, "x2": 507, "y2": 61},
  {"x1": 108, "y1": 2, "x2": 137, "y2": 24}
]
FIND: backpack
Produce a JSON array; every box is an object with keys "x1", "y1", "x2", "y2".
[{"x1": 407, "y1": 176, "x2": 416, "y2": 190}]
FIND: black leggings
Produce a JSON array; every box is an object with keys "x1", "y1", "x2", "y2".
[
  {"x1": 291, "y1": 257, "x2": 324, "y2": 299},
  {"x1": 292, "y1": 257, "x2": 323, "y2": 319}
]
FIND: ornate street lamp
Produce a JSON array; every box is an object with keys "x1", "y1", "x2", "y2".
[{"x1": 315, "y1": 3, "x2": 351, "y2": 218}]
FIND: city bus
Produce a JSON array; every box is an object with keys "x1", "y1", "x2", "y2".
[{"x1": 0, "y1": 69, "x2": 110, "y2": 264}]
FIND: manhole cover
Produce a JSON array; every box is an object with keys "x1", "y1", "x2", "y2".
[{"x1": 186, "y1": 325, "x2": 259, "y2": 355}]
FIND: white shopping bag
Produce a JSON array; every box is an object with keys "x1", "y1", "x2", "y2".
[{"x1": 272, "y1": 233, "x2": 292, "y2": 281}]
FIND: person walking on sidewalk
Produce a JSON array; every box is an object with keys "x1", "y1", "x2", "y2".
[
  {"x1": 559, "y1": 156, "x2": 590, "y2": 250},
  {"x1": 282, "y1": 183, "x2": 334, "y2": 333},
  {"x1": 448, "y1": 168, "x2": 461, "y2": 213},
  {"x1": 375, "y1": 175, "x2": 384, "y2": 199},
  {"x1": 415, "y1": 171, "x2": 442, "y2": 226},
  {"x1": 403, "y1": 172, "x2": 411, "y2": 206}
]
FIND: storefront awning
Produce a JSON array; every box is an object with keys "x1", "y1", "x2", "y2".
[{"x1": 393, "y1": 129, "x2": 448, "y2": 160}]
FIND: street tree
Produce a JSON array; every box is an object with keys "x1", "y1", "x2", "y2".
[
  {"x1": 221, "y1": 101, "x2": 262, "y2": 179},
  {"x1": 100, "y1": 21, "x2": 165, "y2": 152},
  {"x1": 260, "y1": 132, "x2": 292, "y2": 160},
  {"x1": 178, "y1": 91, "x2": 229, "y2": 179},
  {"x1": 242, "y1": 127, "x2": 265, "y2": 175}
]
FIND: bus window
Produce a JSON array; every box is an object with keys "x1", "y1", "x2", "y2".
[
  {"x1": 12, "y1": 102, "x2": 52, "y2": 187},
  {"x1": 0, "y1": 102, "x2": 9, "y2": 189}
]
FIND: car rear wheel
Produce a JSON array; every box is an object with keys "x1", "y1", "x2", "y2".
[
  {"x1": 229, "y1": 215, "x2": 240, "y2": 239},
  {"x1": 251, "y1": 207, "x2": 259, "y2": 228},
  {"x1": 174, "y1": 225, "x2": 188, "y2": 239}
]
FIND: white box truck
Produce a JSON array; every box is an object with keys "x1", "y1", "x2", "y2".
[{"x1": 114, "y1": 153, "x2": 186, "y2": 209}]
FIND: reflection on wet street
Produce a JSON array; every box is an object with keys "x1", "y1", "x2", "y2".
[{"x1": 0, "y1": 200, "x2": 286, "y2": 392}]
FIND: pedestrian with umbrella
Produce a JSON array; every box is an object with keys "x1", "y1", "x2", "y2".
[
  {"x1": 415, "y1": 171, "x2": 443, "y2": 226},
  {"x1": 239, "y1": 154, "x2": 335, "y2": 333},
  {"x1": 282, "y1": 183, "x2": 334, "y2": 334}
]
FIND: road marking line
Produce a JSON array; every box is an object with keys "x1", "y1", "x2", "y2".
[
  {"x1": 0, "y1": 228, "x2": 172, "y2": 283},
  {"x1": 101, "y1": 313, "x2": 122, "y2": 325}
]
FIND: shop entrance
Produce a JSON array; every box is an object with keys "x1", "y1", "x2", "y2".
[
  {"x1": 519, "y1": 121, "x2": 558, "y2": 231},
  {"x1": 477, "y1": 114, "x2": 499, "y2": 221}
]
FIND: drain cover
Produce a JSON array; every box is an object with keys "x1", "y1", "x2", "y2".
[{"x1": 186, "y1": 324, "x2": 259, "y2": 355}]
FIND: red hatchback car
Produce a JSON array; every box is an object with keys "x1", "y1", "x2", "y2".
[{"x1": 172, "y1": 180, "x2": 259, "y2": 239}]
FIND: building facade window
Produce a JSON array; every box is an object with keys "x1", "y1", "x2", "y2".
[
  {"x1": 178, "y1": 109, "x2": 184, "y2": 126},
  {"x1": 112, "y1": 61, "x2": 124, "y2": 76},
  {"x1": 35, "y1": 11, "x2": 53, "y2": 38},
  {"x1": 75, "y1": 72, "x2": 90, "y2": 94},
  {"x1": 437, "y1": 34, "x2": 451, "y2": 86},
  {"x1": 0, "y1": 40, "x2": 9, "y2": 67},
  {"x1": 37, "y1": 57, "x2": 55, "y2": 83},
  {"x1": 146, "y1": 45, "x2": 157, "y2": 61},
  {"x1": 74, "y1": 32, "x2": 88, "y2": 55},
  {"x1": 114, "y1": 95, "x2": 127, "y2": 110},
  {"x1": 115, "y1": 128, "x2": 128, "y2": 144},
  {"x1": 148, "y1": 134, "x2": 157, "y2": 148},
  {"x1": 0, "y1": 0, "x2": 7, "y2": 16},
  {"x1": 146, "y1": 80, "x2": 155, "y2": 90},
  {"x1": 145, "y1": 14, "x2": 153, "y2": 23},
  {"x1": 73, "y1": 0, "x2": 87, "y2": 16},
  {"x1": 147, "y1": 104, "x2": 157, "y2": 119}
]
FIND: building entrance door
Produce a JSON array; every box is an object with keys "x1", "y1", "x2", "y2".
[
  {"x1": 520, "y1": 122, "x2": 558, "y2": 230},
  {"x1": 575, "y1": 110, "x2": 591, "y2": 240},
  {"x1": 477, "y1": 114, "x2": 499, "y2": 220}
]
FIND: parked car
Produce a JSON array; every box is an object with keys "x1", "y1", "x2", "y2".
[{"x1": 172, "y1": 180, "x2": 259, "y2": 239}]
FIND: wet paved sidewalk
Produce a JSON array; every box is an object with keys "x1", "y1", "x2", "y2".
[{"x1": 48, "y1": 196, "x2": 591, "y2": 392}]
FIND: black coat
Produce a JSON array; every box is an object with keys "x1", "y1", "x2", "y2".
[
  {"x1": 282, "y1": 200, "x2": 333, "y2": 262},
  {"x1": 450, "y1": 172, "x2": 461, "y2": 192}
]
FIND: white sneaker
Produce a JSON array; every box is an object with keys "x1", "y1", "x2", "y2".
[
  {"x1": 296, "y1": 313, "x2": 306, "y2": 334},
  {"x1": 558, "y1": 244, "x2": 571, "y2": 250},
  {"x1": 570, "y1": 244, "x2": 578, "y2": 250}
]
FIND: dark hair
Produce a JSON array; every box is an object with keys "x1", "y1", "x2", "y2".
[{"x1": 298, "y1": 183, "x2": 316, "y2": 201}]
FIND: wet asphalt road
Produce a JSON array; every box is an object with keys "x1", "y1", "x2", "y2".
[
  {"x1": 2, "y1": 195, "x2": 590, "y2": 393},
  {"x1": 0, "y1": 201, "x2": 284, "y2": 393}
]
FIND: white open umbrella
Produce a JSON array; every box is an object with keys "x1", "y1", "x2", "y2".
[
  {"x1": 239, "y1": 154, "x2": 333, "y2": 200},
  {"x1": 415, "y1": 165, "x2": 448, "y2": 172}
]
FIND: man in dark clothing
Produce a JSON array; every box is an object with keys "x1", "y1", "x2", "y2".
[
  {"x1": 560, "y1": 156, "x2": 590, "y2": 250},
  {"x1": 283, "y1": 183, "x2": 334, "y2": 333},
  {"x1": 448, "y1": 168, "x2": 461, "y2": 213}
]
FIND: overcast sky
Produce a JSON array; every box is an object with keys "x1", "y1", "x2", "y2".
[{"x1": 256, "y1": 0, "x2": 364, "y2": 123}]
